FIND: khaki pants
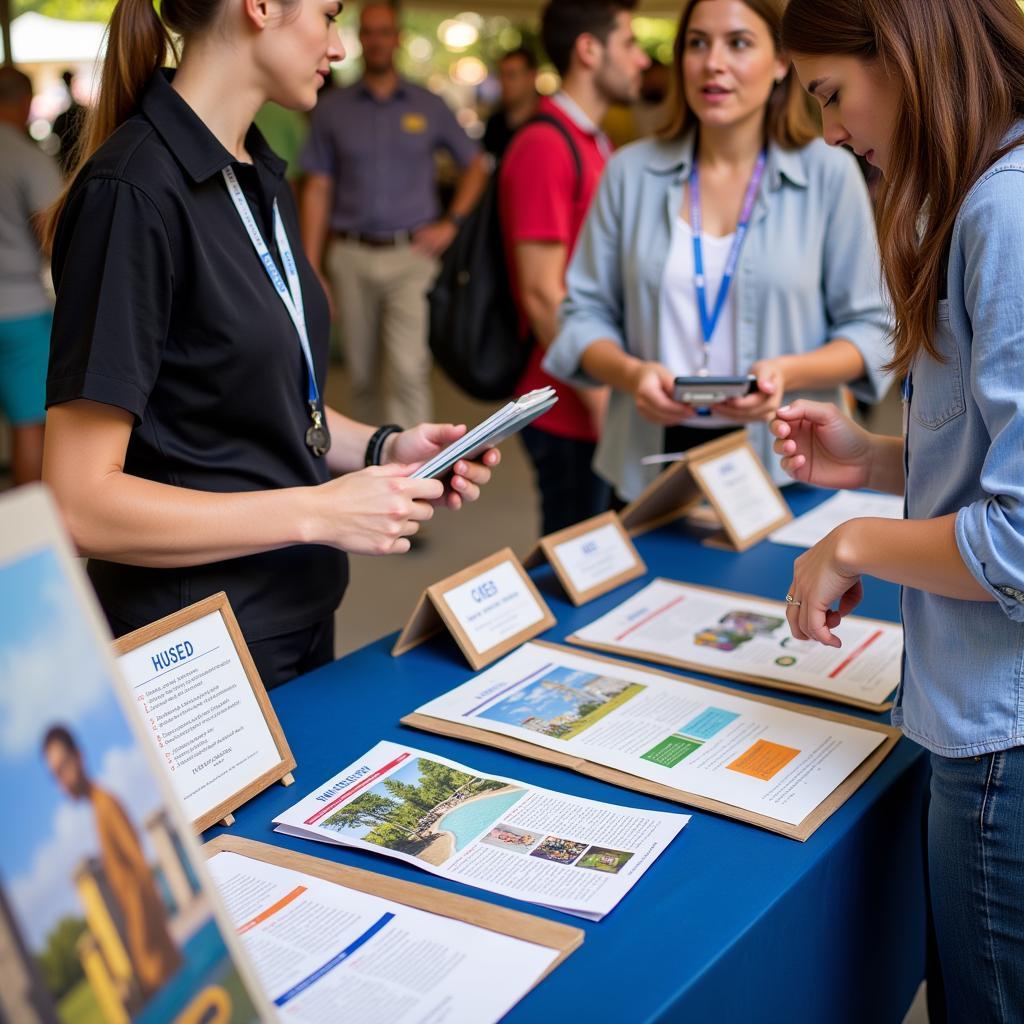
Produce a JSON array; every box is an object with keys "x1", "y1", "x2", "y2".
[{"x1": 326, "y1": 237, "x2": 437, "y2": 428}]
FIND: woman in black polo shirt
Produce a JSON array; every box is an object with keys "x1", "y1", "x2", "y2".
[{"x1": 42, "y1": 0, "x2": 497, "y2": 687}]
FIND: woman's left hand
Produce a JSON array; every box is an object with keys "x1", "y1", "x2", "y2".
[
  {"x1": 387, "y1": 424, "x2": 500, "y2": 510},
  {"x1": 786, "y1": 522, "x2": 864, "y2": 648},
  {"x1": 712, "y1": 358, "x2": 788, "y2": 422}
]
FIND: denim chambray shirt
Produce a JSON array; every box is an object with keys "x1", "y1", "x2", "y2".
[
  {"x1": 895, "y1": 127, "x2": 1024, "y2": 757},
  {"x1": 543, "y1": 132, "x2": 893, "y2": 500}
]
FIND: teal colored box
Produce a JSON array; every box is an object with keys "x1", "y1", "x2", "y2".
[{"x1": 679, "y1": 706, "x2": 740, "y2": 741}]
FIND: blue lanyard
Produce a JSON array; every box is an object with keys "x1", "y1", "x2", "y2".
[
  {"x1": 221, "y1": 166, "x2": 320, "y2": 412},
  {"x1": 689, "y1": 150, "x2": 767, "y2": 369}
]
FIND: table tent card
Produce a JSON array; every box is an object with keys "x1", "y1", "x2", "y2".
[
  {"x1": 392, "y1": 548, "x2": 556, "y2": 669},
  {"x1": 524, "y1": 511, "x2": 647, "y2": 606},
  {"x1": 403, "y1": 641, "x2": 900, "y2": 842},
  {"x1": 568, "y1": 579, "x2": 902, "y2": 711},
  {"x1": 114, "y1": 592, "x2": 297, "y2": 832},
  {"x1": 0, "y1": 486, "x2": 271, "y2": 1023},
  {"x1": 623, "y1": 430, "x2": 792, "y2": 551},
  {"x1": 205, "y1": 836, "x2": 582, "y2": 1024}
]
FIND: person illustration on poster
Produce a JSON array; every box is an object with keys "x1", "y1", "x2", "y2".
[{"x1": 41, "y1": 725, "x2": 181, "y2": 1000}]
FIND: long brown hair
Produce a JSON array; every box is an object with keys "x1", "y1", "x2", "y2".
[
  {"x1": 659, "y1": 0, "x2": 819, "y2": 149},
  {"x1": 783, "y1": 0, "x2": 1024, "y2": 375},
  {"x1": 43, "y1": 0, "x2": 230, "y2": 251}
]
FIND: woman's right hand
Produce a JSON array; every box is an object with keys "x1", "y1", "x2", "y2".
[
  {"x1": 630, "y1": 361, "x2": 696, "y2": 425},
  {"x1": 770, "y1": 400, "x2": 876, "y2": 490},
  {"x1": 315, "y1": 464, "x2": 444, "y2": 555}
]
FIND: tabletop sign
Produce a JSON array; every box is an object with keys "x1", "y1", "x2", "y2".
[
  {"x1": 687, "y1": 437, "x2": 792, "y2": 551},
  {"x1": 620, "y1": 430, "x2": 791, "y2": 551},
  {"x1": 392, "y1": 548, "x2": 556, "y2": 670},
  {"x1": 113, "y1": 593, "x2": 296, "y2": 833},
  {"x1": 526, "y1": 511, "x2": 646, "y2": 606}
]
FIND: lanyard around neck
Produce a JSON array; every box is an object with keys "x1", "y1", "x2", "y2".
[
  {"x1": 221, "y1": 166, "x2": 320, "y2": 411},
  {"x1": 689, "y1": 150, "x2": 766, "y2": 367}
]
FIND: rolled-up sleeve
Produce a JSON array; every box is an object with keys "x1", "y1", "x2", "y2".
[
  {"x1": 953, "y1": 167, "x2": 1024, "y2": 621},
  {"x1": 820, "y1": 154, "x2": 893, "y2": 402},
  {"x1": 543, "y1": 153, "x2": 631, "y2": 387}
]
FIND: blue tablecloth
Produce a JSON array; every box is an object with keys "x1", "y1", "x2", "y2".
[{"x1": 207, "y1": 486, "x2": 927, "y2": 1023}]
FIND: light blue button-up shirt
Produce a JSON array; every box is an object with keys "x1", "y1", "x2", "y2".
[
  {"x1": 543, "y1": 131, "x2": 893, "y2": 499},
  {"x1": 896, "y1": 127, "x2": 1024, "y2": 757}
]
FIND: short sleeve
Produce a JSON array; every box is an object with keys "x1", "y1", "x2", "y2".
[
  {"x1": 48, "y1": 177, "x2": 173, "y2": 423},
  {"x1": 299, "y1": 97, "x2": 338, "y2": 177},
  {"x1": 500, "y1": 124, "x2": 576, "y2": 246},
  {"x1": 431, "y1": 94, "x2": 478, "y2": 169}
]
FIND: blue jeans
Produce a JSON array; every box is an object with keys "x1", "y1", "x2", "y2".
[{"x1": 927, "y1": 747, "x2": 1024, "y2": 1022}]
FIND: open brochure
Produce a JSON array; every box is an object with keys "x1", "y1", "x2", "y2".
[
  {"x1": 207, "y1": 850, "x2": 562, "y2": 1023},
  {"x1": 407, "y1": 643, "x2": 895, "y2": 837},
  {"x1": 569, "y1": 579, "x2": 902, "y2": 709},
  {"x1": 769, "y1": 490, "x2": 905, "y2": 549},
  {"x1": 274, "y1": 741, "x2": 688, "y2": 921},
  {"x1": 411, "y1": 387, "x2": 557, "y2": 479}
]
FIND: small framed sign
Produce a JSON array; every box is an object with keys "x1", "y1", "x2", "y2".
[
  {"x1": 533, "y1": 511, "x2": 646, "y2": 606},
  {"x1": 687, "y1": 437, "x2": 792, "y2": 551},
  {"x1": 113, "y1": 593, "x2": 296, "y2": 833},
  {"x1": 392, "y1": 548, "x2": 556, "y2": 670}
]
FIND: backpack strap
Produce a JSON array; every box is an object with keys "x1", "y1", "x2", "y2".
[{"x1": 527, "y1": 112, "x2": 585, "y2": 203}]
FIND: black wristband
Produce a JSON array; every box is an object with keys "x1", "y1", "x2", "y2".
[{"x1": 365, "y1": 424, "x2": 403, "y2": 467}]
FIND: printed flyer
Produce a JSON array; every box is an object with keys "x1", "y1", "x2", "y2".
[{"x1": 274, "y1": 741, "x2": 688, "y2": 921}]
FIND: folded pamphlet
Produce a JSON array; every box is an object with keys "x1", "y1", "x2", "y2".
[{"x1": 412, "y1": 387, "x2": 558, "y2": 479}]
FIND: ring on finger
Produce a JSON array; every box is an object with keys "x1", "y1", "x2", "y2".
[{"x1": 785, "y1": 593, "x2": 803, "y2": 608}]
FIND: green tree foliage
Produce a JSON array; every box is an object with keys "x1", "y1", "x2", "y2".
[{"x1": 36, "y1": 916, "x2": 87, "y2": 1001}]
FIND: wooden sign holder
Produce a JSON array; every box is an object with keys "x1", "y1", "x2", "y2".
[
  {"x1": 620, "y1": 430, "x2": 791, "y2": 551},
  {"x1": 392, "y1": 548, "x2": 556, "y2": 670},
  {"x1": 113, "y1": 592, "x2": 296, "y2": 833},
  {"x1": 524, "y1": 511, "x2": 646, "y2": 606}
]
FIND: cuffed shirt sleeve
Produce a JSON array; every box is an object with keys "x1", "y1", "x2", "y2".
[
  {"x1": 543, "y1": 153, "x2": 628, "y2": 388},
  {"x1": 953, "y1": 167, "x2": 1024, "y2": 621},
  {"x1": 821, "y1": 152, "x2": 894, "y2": 402}
]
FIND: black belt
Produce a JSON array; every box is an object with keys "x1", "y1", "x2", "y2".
[{"x1": 334, "y1": 229, "x2": 413, "y2": 248}]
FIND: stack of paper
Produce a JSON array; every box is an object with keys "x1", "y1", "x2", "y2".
[{"x1": 412, "y1": 387, "x2": 558, "y2": 479}]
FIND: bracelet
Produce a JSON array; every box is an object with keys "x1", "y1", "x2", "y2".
[{"x1": 365, "y1": 424, "x2": 403, "y2": 467}]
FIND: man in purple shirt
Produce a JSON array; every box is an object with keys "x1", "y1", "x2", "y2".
[{"x1": 300, "y1": 2, "x2": 488, "y2": 427}]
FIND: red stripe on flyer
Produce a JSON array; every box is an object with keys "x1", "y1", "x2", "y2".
[
  {"x1": 615, "y1": 595, "x2": 686, "y2": 642},
  {"x1": 304, "y1": 752, "x2": 411, "y2": 825},
  {"x1": 828, "y1": 630, "x2": 883, "y2": 679}
]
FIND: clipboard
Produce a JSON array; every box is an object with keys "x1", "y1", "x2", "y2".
[
  {"x1": 402, "y1": 641, "x2": 901, "y2": 842},
  {"x1": 567, "y1": 579, "x2": 897, "y2": 712},
  {"x1": 203, "y1": 835, "x2": 583, "y2": 980},
  {"x1": 113, "y1": 593, "x2": 297, "y2": 833}
]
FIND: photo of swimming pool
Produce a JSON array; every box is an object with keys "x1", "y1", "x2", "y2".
[{"x1": 438, "y1": 790, "x2": 527, "y2": 851}]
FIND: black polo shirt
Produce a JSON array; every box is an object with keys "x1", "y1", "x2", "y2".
[{"x1": 48, "y1": 69, "x2": 348, "y2": 643}]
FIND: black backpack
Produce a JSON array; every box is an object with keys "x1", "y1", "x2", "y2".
[{"x1": 428, "y1": 114, "x2": 583, "y2": 401}]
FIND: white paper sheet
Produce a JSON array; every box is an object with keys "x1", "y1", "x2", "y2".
[
  {"x1": 551, "y1": 522, "x2": 639, "y2": 593},
  {"x1": 572, "y1": 579, "x2": 901, "y2": 706},
  {"x1": 208, "y1": 851, "x2": 558, "y2": 1023},
  {"x1": 273, "y1": 741, "x2": 688, "y2": 920},
  {"x1": 769, "y1": 491, "x2": 904, "y2": 549},
  {"x1": 415, "y1": 643, "x2": 888, "y2": 827}
]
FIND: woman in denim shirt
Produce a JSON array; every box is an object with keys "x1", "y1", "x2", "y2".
[
  {"x1": 543, "y1": 0, "x2": 892, "y2": 500},
  {"x1": 775, "y1": 0, "x2": 1024, "y2": 1018}
]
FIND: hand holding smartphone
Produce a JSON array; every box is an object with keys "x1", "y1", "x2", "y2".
[{"x1": 673, "y1": 375, "x2": 759, "y2": 405}]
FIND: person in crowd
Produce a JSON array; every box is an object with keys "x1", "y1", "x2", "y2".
[
  {"x1": 52, "y1": 70, "x2": 87, "y2": 175},
  {"x1": 0, "y1": 67, "x2": 62, "y2": 487},
  {"x1": 501, "y1": 0, "x2": 649, "y2": 535},
  {"x1": 773, "y1": 0, "x2": 1024, "y2": 1018},
  {"x1": 41, "y1": 0, "x2": 498, "y2": 689},
  {"x1": 543, "y1": 0, "x2": 891, "y2": 504},
  {"x1": 603, "y1": 60, "x2": 671, "y2": 148},
  {"x1": 299, "y1": 1, "x2": 488, "y2": 428},
  {"x1": 482, "y1": 47, "x2": 539, "y2": 161}
]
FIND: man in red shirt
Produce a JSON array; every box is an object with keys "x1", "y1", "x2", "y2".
[{"x1": 500, "y1": 0, "x2": 649, "y2": 535}]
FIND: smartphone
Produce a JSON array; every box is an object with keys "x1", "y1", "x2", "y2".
[{"x1": 673, "y1": 375, "x2": 758, "y2": 405}]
